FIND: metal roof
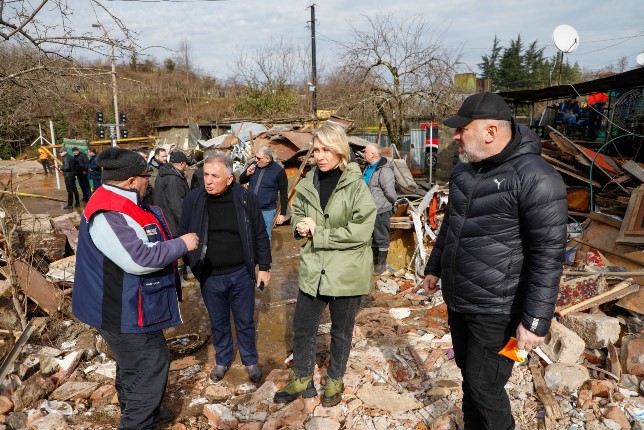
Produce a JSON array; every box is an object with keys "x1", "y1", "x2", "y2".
[{"x1": 499, "y1": 67, "x2": 644, "y2": 104}]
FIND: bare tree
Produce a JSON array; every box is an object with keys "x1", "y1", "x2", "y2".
[
  {"x1": 0, "y1": 0, "x2": 139, "y2": 153},
  {"x1": 231, "y1": 38, "x2": 309, "y2": 118},
  {"x1": 339, "y1": 13, "x2": 461, "y2": 147},
  {"x1": 175, "y1": 38, "x2": 192, "y2": 73},
  {"x1": 617, "y1": 56, "x2": 629, "y2": 73}
]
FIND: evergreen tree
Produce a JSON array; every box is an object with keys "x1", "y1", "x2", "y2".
[
  {"x1": 478, "y1": 35, "x2": 502, "y2": 84},
  {"x1": 497, "y1": 35, "x2": 524, "y2": 90}
]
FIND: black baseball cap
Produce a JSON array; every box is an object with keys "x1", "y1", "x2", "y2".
[
  {"x1": 170, "y1": 151, "x2": 188, "y2": 164},
  {"x1": 443, "y1": 92, "x2": 513, "y2": 128}
]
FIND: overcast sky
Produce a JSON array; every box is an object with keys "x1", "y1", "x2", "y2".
[{"x1": 67, "y1": 0, "x2": 643, "y2": 80}]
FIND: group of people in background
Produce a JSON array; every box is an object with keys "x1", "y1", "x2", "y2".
[
  {"x1": 557, "y1": 91, "x2": 609, "y2": 139},
  {"x1": 65, "y1": 92, "x2": 567, "y2": 430},
  {"x1": 55, "y1": 146, "x2": 100, "y2": 209}
]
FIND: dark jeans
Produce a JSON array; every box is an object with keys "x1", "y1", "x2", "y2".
[
  {"x1": 292, "y1": 290, "x2": 361, "y2": 380},
  {"x1": 372, "y1": 211, "x2": 391, "y2": 250},
  {"x1": 63, "y1": 174, "x2": 79, "y2": 206},
  {"x1": 89, "y1": 171, "x2": 102, "y2": 191},
  {"x1": 77, "y1": 172, "x2": 91, "y2": 200},
  {"x1": 40, "y1": 159, "x2": 53, "y2": 174},
  {"x1": 201, "y1": 267, "x2": 257, "y2": 366},
  {"x1": 96, "y1": 329, "x2": 170, "y2": 430},
  {"x1": 448, "y1": 310, "x2": 520, "y2": 430}
]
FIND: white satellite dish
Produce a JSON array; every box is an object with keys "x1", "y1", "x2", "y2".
[
  {"x1": 553, "y1": 25, "x2": 580, "y2": 53},
  {"x1": 637, "y1": 52, "x2": 644, "y2": 66}
]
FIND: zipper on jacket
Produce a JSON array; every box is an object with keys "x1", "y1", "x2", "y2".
[{"x1": 451, "y1": 167, "x2": 483, "y2": 309}]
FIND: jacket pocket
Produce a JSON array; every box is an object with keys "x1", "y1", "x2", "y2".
[{"x1": 138, "y1": 279, "x2": 172, "y2": 326}]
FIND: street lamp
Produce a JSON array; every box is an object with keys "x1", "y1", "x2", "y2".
[{"x1": 92, "y1": 23, "x2": 120, "y2": 141}]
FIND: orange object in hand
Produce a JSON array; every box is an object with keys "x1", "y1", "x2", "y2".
[{"x1": 498, "y1": 337, "x2": 528, "y2": 363}]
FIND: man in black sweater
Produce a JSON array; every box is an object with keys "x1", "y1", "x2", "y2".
[{"x1": 178, "y1": 152, "x2": 271, "y2": 384}]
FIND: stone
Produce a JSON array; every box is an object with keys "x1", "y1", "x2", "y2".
[
  {"x1": 238, "y1": 423, "x2": 263, "y2": 430},
  {"x1": 203, "y1": 404, "x2": 238, "y2": 429},
  {"x1": 5, "y1": 412, "x2": 27, "y2": 430},
  {"x1": 305, "y1": 417, "x2": 341, "y2": 430},
  {"x1": 603, "y1": 406, "x2": 631, "y2": 430},
  {"x1": 12, "y1": 374, "x2": 55, "y2": 412},
  {"x1": 588, "y1": 379, "x2": 614, "y2": 398},
  {"x1": 76, "y1": 330, "x2": 98, "y2": 359},
  {"x1": 562, "y1": 313, "x2": 621, "y2": 349},
  {"x1": 39, "y1": 356, "x2": 61, "y2": 377},
  {"x1": 171, "y1": 424, "x2": 188, "y2": 430},
  {"x1": 540, "y1": 320, "x2": 585, "y2": 364},
  {"x1": 603, "y1": 419, "x2": 624, "y2": 430},
  {"x1": 0, "y1": 397, "x2": 12, "y2": 415},
  {"x1": 204, "y1": 384, "x2": 235, "y2": 402},
  {"x1": 30, "y1": 413, "x2": 70, "y2": 430},
  {"x1": 17, "y1": 356, "x2": 40, "y2": 380},
  {"x1": 169, "y1": 356, "x2": 202, "y2": 371},
  {"x1": 544, "y1": 363, "x2": 590, "y2": 392},
  {"x1": 356, "y1": 384, "x2": 422, "y2": 414},
  {"x1": 49, "y1": 381, "x2": 99, "y2": 401},
  {"x1": 90, "y1": 384, "x2": 117, "y2": 407},
  {"x1": 625, "y1": 338, "x2": 644, "y2": 375},
  {"x1": 620, "y1": 374, "x2": 639, "y2": 392}
]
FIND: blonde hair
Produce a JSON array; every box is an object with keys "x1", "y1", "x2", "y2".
[{"x1": 312, "y1": 122, "x2": 350, "y2": 171}]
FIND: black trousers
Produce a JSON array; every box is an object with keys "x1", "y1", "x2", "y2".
[
  {"x1": 63, "y1": 175, "x2": 79, "y2": 206},
  {"x1": 292, "y1": 290, "x2": 361, "y2": 380},
  {"x1": 372, "y1": 211, "x2": 391, "y2": 250},
  {"x1": 97, "y1": 329, "x2": 170, "y2": 430},
  {"x1": 448, "y1": 310, "x2": 520, "y2": 430}
]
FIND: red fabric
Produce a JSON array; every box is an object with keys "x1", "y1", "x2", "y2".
[
  {"x1": 428, "y1": 194, "x2": 439, "y2": 230},
  {"x1": 588, "y1": 92, "x2": 608, "y2": 105}
]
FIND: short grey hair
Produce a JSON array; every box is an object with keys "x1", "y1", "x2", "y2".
[
  {"x1": 366, "y1": 143, "x2": 382, "y2": 155},
  {"x1": 256, "y1": 145, "x2": 273, "y2": 161},
  {"x1": 204, "y1": 151, "x2": 233, "y2": 175}
]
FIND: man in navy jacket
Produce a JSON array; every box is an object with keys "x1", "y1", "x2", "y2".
[
  {"x1": 423, "y1": 93, "x2": 567, "y2": 430},
  {"x1": 178, "y1": 152, "x2": 271, "y2": 383},
  {"x1": 239, "y1": 145, "x2": 288, "y2": 241}
]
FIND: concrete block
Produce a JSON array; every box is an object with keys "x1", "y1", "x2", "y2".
[
  {"x1": 540, "y1": 320, "x2": 585, "y2": 364},
  {"x1": 544, "y1": 363, "x2": 590, "y2": 392},
  {"x1": 561, "y1": 313, "x2": 620, "y2": 349}
]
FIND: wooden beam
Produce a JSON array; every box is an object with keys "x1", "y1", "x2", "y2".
[
  {"x1": 530, "y1": 365, "x2": 563, "y2": 420},
  {"x1": 557, "y1": 279, "x2": 639, "y2": 316}
]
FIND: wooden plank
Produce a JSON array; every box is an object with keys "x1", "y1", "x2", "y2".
[
  {"x1": 622, "y1": 160, "x2": 644, "y2": 183},
  {"x1": 0, "y1": 260, "x2": 66, "y2": 315},
  {"x1": 587, "y1": 211, "x2": 623, "y2": 229},
  {"x1": 547, "y1": 129, "x2": 579, "y2": 156},
  {"x1": 530, "y1": 365, "x2": 563, "y2": 420},
  {"x1": 541, "y1": 154, "x2": 601, "y2": 187},
  {"x1": 51, "y1": 218, "x2": 79, "y2": 252},
  {"x1": 617, "y1": 186, "x2": 644, "y2": 245}
]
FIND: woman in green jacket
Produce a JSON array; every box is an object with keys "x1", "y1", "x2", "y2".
[{"x1": 274, "y1": 122, "x2": 376, "y2": 407}]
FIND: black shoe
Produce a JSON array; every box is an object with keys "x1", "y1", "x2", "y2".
[
  {"x1": 157, "y1": 407, "x2": 174, "y2": 425},
  {"x1": 246, "y1": 364, "x2": 262, "y2": 383},
  {"x1": 209, "y1": 364, "x2": 230, "y2": 382},
  {"x1": 74, "y1": 203, "x2": 80, "y2": 208},
  {"x1": 82, "y1": 198, "x2": 90, "y2": 203},
  {"x1": 63, "y1": 205, "x2": 73, "y2": 209}
]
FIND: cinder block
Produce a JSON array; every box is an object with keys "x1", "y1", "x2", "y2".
[
  {"x1": 540, "y1": 320, "x2": 585, "y2": 364},
  {"x1": 561, "y1": 313, "x2": 620, "y2": 349}
]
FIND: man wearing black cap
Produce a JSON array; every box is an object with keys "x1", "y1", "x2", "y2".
[
  {"x1": 57, "y1": 147, "x2": 80, "y2": 209},
  {"x1": 72, "y1": 147, "x2": 199, "y2": 429},
  {"x1": 423, "y1": 93, "x2": 567, "y2": 429},
  {"x1": 154, "y1": 151, "x2": 190, "y2": 235}
]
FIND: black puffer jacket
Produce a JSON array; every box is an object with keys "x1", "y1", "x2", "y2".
[{"x1": 425, "y1": 123, "x2": 567, "y2": 336}]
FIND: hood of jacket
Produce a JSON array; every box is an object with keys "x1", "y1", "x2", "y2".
[{"x1": 158, "y1": 163, "x2": 185, "y2": 178}]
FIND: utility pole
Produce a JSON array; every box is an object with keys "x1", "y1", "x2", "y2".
[
  {"x1": 93, "y1": 23, "x2": 120, "y2": 139},
  {"x1": 110, "y1": 42, "x2": 120, "y2": 139},
  {"x1": 308, "y1": 4, "x2": 317, "y2": 118}
]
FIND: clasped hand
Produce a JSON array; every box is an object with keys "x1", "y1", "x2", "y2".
[{"x1": 296, "y1": 217, "x2": 317, "y2": 238}]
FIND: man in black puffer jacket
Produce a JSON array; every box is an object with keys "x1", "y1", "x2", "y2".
[{"x1": 423, "y1": 93, "x2": 567, "y2": 430}]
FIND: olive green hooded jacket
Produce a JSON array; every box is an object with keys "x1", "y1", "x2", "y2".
[{"x1": 292, "y1": 163, "x2": 377, "y2": 297}]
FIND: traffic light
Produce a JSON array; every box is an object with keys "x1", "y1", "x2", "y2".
[
  {"x1": 97, "y1": 128, "x2": 105, "y2": 139},
  {"x1": 119, "y1": 112, "x2": 127, "y2": 124},
  {"x1": 96, "y1": 111, "x2": 104, "y2": 123},
  {"x1": 121, "y1": 128, "x2": 128, "y2": 138}
]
